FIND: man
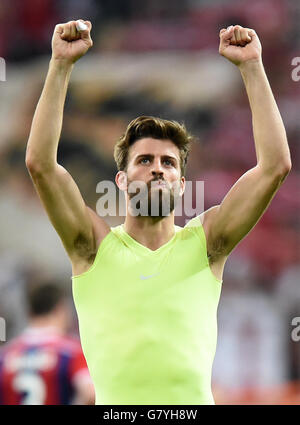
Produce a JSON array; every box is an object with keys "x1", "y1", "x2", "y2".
[
  {"x1": 0, "y1": 282, "x2": 95, "y2": 404},
  {"x1": 25, "y1": 20, "x2": 291, "y2": 404}
]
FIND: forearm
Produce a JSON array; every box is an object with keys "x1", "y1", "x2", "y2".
[
  {"x1": 26, "y1": 59, "x2": 74, "y2": 171},
  {"x1": 239, "y1": 60, "x2": 291, "y2": 174}
]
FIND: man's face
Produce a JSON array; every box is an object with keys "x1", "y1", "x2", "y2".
[{"x1": 117, "y1": 138, "x2": 185, "y2": 217}]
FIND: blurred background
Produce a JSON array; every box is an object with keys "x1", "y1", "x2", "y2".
[{"x1": 0, "y1": 0, "x2": 299, "y2": 404}]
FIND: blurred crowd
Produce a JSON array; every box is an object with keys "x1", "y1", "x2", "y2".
[{"x1": 0, "y1": 0, "x2": 299, "y2": 404}]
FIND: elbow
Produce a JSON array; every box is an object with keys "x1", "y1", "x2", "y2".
[
  {"x1": 25, "y1": 154, "x2": 55, "y2": 177},
  {"x1": 25, "y1": 155, "x2": 35, "y2": 172},
  {"x1": 25, "y1": 147, "x2": 36, "y2": 171},
  {"x1": 278, "y1": 158, "x2": 292, "y2": 179},
  {"x1": 271, "y1": 160, "x2": 292, "y2": 185},
  {"x1": 25, "y1": 155, "x2": 41, "y2": 176},
  {"x1": 260, "y1": 158, "x2": 292, "y2": 181}
]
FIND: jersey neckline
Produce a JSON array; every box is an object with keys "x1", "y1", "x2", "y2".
[{"x1": 118, "y1": 223, "x2": 182, "y2": 256}]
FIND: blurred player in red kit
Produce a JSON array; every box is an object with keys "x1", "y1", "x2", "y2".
[{"x1": 0, "y1": 282, "x2": 95, "y2": 404}]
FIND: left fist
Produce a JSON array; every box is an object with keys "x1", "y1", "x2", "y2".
[{"x1": 219, "y1": 25, "x2": 262, "y2": 67}]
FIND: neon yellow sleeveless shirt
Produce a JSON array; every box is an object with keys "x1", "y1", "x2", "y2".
[{"x1": 72, "y1": 216, "x2": 222, "y2": 405}]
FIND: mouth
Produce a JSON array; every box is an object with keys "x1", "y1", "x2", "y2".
[
  {"x1": 150, "y1": 181, "x2": 168, "y2": 190},
  {"x1": 152, "y1": 181, "x2": 166, "y2": 186}
]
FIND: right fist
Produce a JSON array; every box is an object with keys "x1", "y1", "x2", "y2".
[{"x1": 51, "y1": 20, "x2": 93, "y2": 64}]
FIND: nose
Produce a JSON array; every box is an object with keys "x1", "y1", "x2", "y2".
[
  {"x1": 151, "y1": 170, "x2": 163, "y2": 180},
  {"x1": 151, "y1": 159, "x2": 164, "y2": 179}
]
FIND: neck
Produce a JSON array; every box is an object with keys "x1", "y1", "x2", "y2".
[
  {"x1": 124, "y1": 213, "x2": 175, "y2": 251},
  {"x1": 29, "y1": 314, "x2": 64, "y2": 333}
]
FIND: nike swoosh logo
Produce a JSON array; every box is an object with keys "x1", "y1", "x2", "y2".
[{"x1": 140, "y1": 273, "x2": 160, "y2": 280}]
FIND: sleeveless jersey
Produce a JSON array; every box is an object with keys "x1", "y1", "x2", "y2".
[{"x1": 72, "y1": 216, "x2": 222, "y2": 404}]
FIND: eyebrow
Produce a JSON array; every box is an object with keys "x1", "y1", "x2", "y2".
[{"x1": 134, "y1": 154, "x2": 178, "y2": 164}]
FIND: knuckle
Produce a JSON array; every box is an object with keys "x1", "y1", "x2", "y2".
[{"x1": 55, "y1": 23, "x2": 64, "y2": 31}]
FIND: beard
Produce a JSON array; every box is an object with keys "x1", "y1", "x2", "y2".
[{"x1": 127, "y1": 177, "x2": 180, "y2": 218}]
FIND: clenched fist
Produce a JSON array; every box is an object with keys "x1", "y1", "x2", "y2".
[
  {"x1": 219, "y1": 25, "x2": 262, "y2": 67},
  {"x1": 51, "y1": 20, "x2": 93, "y2": 64}
]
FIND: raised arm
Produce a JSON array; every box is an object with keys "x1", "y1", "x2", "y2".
[
  {"x1": 203, "y1": 25, "x2": 292, "y2": 261},
  {"x1": 25, "y1": 20, "x2": 110, "y2": 273}
]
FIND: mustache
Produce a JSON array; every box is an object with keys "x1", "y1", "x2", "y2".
[
  {"x1": 127, "y1": 177, "x2": 178, "y2": 196},
  {"x1": 147, "y1": 177, "x2": 167, "y2": 188}
]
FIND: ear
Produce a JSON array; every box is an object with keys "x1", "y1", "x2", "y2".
[
  {"x1": 115, "y1": 171, "x2": 127, "y2": 191},
  {"x1": 180, "y1": 176, "x2": 186, "y2": 196}
]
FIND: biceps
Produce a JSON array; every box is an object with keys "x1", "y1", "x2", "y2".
[
  {"x1": 210, "y1": 166, "x2": 285, "y2": 255},
  {"x1": 29, "y1": 164, "x2": 94, "y2": 254}
]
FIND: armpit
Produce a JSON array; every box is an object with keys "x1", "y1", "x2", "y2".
[
  {"x1": 207, "y1": 235, "x2": 228, "y2": 264},
  {"x1": 73, "y1": 233, "x2": 96, "y2": 263}
]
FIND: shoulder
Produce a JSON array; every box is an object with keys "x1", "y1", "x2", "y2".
[
  {"x1": 56, "y1": 335, "x2": 83, "y2": 354},
  {"x1": 198, "y1": 205, "x2": 220, "y2": 227},
  {"x1": 0, "y1": 334, "x2": 25, "y2": 353},
  {"x1": 191, "y1": 205, "x2": 220, "y2": 242}
]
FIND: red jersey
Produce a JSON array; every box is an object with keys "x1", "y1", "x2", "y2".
[{"x1": 0, "y1": 326, "x2": 91, "y2": 405}]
